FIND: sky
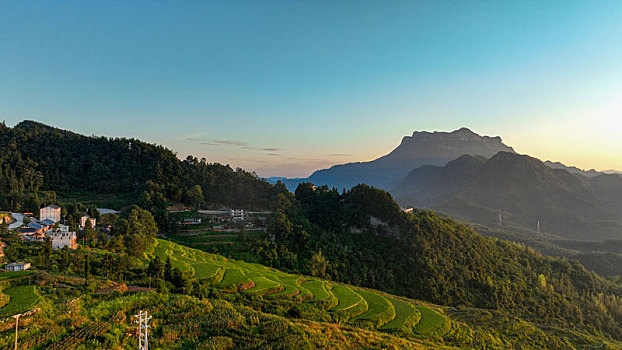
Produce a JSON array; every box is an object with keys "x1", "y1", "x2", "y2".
[{"x1": 1, "y1": 1, "x2": 621, "y2": 177}]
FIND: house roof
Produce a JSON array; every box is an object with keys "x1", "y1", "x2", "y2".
[
  {"x1": 18, "y1": 227, "x2": 37, "y2": 234},
  {"x1": 6, "y1": 262, "x2": 29, "y2": 267},
  {"x1": 28, "y1": 222, "x2": 43, "y2": 230},
  {"x1": 43, "y1": 204, "x2": 60, "y2": 210},
  {"x1": 40, "y1": 219, "x2": 55, "y2": 226}
]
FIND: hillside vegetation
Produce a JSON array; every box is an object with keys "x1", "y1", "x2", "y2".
[
  {"x1": 0, "y1": 121, "x2": 287, "y2": 221},
  {"x1": 211, "y1": 183, "x2": 622, "y2": 341},
  {"x1": 139, "y1": 238, "x2": 618, "y2": 349}
]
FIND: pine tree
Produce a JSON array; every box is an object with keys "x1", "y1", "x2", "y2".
[{"x1": 164, "y1": 256, "x2": 173, "y2": 282}]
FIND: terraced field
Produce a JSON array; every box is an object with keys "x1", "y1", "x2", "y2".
[
  {"x1": 412, "y1": 306, "x2": 445, "y2": 334},
  {"x1": 380, "y1": 297, "x2": 420, "y2": 334},
  {"x1": 145, "y1": 239, "x2": 449, "y2": 337},
  {"x1": 0, "y1": 285, "x2": 41, "y2": 317},
  {"x1": 353, "y1": 289, "x2": 396, "y2": 327}
]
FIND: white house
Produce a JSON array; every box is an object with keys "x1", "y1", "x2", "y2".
[
  {"x1": 5, "y1": 262, "x2": 31, "y2": 271},
  {"x1": 80, "y1": 215, "x2": 96, "y2": 229},
  {"x1": 50, "y1": 231, "x2": 78, "y2": 250},
  {"x1": 40, "y1": 205, "x2": 61, "y2": 223},
  {"x1": 230, "y1": 209, "x2": 245, "y2": 221}
]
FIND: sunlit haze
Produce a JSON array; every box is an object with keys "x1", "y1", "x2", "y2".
[{"x1": 1, "y1": 1, "x2": 621, "y2": 177}]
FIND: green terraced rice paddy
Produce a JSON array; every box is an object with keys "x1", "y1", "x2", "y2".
[
  {"x1": 191, "y1": 263, "x2": 221, "y2": 279},
  {"x1": 218, "y1": 269, "x2": 250, "y2": 288},
  {"x1": 354, "y1": 289, "x2": 394, "y2": 322},
  {"x1": 413, "y1": 306, "x2": 445, "y2": 334},
  {"x1": 330, "y1": 285, "x2": 363, "y2": 311},
  {"x1": 0, "y1": 285, "x2": 40, "y2": 317},
  {"x1": 380, "y1": 298, "x2": 417, "y2": 332},
  {"x1": 303, "y1": 280, "x2": 331, "y2": 302},
  {"x1": 243, "y1": 272, "x2": 281, "y2": 293},
  {"x1": 268, "y1": 275, "x2": 309, "y2": 298},
  {"x1": 145, "y1": 239, "x2": 447, "y2": 339}
]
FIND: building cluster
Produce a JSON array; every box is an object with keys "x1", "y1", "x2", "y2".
[
  {"x1": 7, "y1": 205, "x2": 78, "y2": 250},
  {"x1": 3, "y1": 204, "x2": 85, "y2": 271}
]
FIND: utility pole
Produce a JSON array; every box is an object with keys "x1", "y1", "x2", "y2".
[
  {"x1": 12, "y1": 313, "x2": 21, "y2": 350},
  {"x1": 134, "y1": 310, "x2": 152, "y2": 350}
]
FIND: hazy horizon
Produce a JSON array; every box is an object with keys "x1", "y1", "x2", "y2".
[{"x1": 1, "y1": 1, "x2": 621, "y2": 177}]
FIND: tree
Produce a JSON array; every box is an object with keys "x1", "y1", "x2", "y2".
[
  {"x1": 186, "y1": 184, "x2": 204, "y2": 210},
  {"x1": 39, "y1": 238, "x2": 53, "y2": 267},
  {"x1": 83, "y1": 219, "x2": 95, "y2": 246},
  {"x1": 148, "y1": 256, "x2": 164, "y2": 281},
  {"x1": 309, "y1": 250, "x2": 329, "y2": 278},
  {"x1": 164, "y1": 256, "x2": 173, "y2": 282},
  {"x1": 109, "y1": 235, "x2": 124, "y2": 252},
  {"x1": 171, "y1": 267, "x2": 187, "y2": 291},
  {"x1": 84, "y1": 254, "x2": 91, "y2": 286},
  {"x1": 119, "y1": 206, "x2": 158, "y2": 257}
]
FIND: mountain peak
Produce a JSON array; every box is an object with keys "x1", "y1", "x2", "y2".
[{"x1": 304, "y1": 127, "x2": 516, "y2": 191}]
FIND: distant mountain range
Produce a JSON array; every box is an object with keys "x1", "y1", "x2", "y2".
[
  {"x1": 268, "y1": 127, "x2": 515, "y2": 190},
  {"x1": 393, "y1": 151, "x2": 622, "y2": 240},
  {"x1": 543, "y1": 160, "x2": 602, "y2": 177},
  {"x1": 267, "y1": 127, "x2": 622, "y2": 241}
]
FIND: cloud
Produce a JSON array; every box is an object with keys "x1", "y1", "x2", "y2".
[
  {"x1": 186, "y1": 135, "x2": 282, "y2": 151},
  {"x1": 328, "y1": 153, "x2": 351, "y2": 157},
  {"x1": 186, "y1": 137, "x2": 209, "y2": 142},
  {"x1": 213, "y1": 140, "x2": 249, "y2": 147},
  {"x1": 267, "y1": 153, "x2": 281, "y2": 156}
]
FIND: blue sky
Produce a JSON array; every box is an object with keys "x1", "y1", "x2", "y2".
[{"x1": 1, "y1": 1, "x2": 621, "y2": 176}]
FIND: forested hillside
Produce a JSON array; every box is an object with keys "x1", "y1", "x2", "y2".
[
  {"x1": 230, "y1": 183, "x2": 622, "y2": 341},
  {"x1": 0, "y1": 121, "x2": 287, "y2": 214}
]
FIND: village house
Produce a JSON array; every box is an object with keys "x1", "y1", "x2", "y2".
[
  {"x1": 40, "y1": 204, "x2": 61, "y2": 223},
  {"x1": 80, "y1": 215, "x2": 96, "y2": 229},
  {"x1": 230, "y1": 209, "x2": 245, "y2": 221},
  {"x1": 40, "y1": 219, "x2": 55, "y2": 229},
  {"x1": 27, "y1": 221, "x2": 45, "y2": 233},
  {"x1": 181, "y1": 218, "x2": 201, "y2": 225},
  {"x1": 5, "y1": 262, "x2": 30, "y2": 271},
  {"x1": 50, "y1": 231, "x2": 78, "y2": 250}
]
